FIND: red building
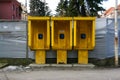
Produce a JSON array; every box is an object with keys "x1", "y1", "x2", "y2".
[{"x1": 0, "y1": 0, "x2": 22, "y2": 20}]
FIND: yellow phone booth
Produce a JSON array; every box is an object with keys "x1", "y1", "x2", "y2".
[
  {"x1": 28, "y1": 16, "x2": 50, "y2": 64},
  {"x1": 51, "y1": 17, "x2": 72, "y2": 64},
  {"x1": 74, "y1": 17, "x2": 96, "y2": 64}
]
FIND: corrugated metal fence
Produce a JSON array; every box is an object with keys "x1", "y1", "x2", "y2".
[{"x1": 0, "y1": 21, "x2": 34, "y2": 58}]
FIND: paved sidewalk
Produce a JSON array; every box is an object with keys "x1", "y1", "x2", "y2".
[{"x1": 0, "y1": 67, "x2": 120, "y2": 80}]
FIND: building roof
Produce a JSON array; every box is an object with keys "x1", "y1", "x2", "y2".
[
  {"x1": 118, "y1": 4, "x2": 120, "y2": 10},
  {"x1": 104, "y1": 4, "x2": 120, "y2": 16},
  {"x1": 104, "y1": 7, "x2": 114, "y2": 16}
]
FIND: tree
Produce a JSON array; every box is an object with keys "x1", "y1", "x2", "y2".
[
  {"x1": 56, "y1": 0, "x2": 69, "y2": 16},
  {"x1": 56, "y1": 0, "x2": 106, "y2": 17},
  {"x1": 29, "y1": 0, "x2": 51, "y2": 16},
  {"x1": 68, "y1": 0, "x2": 86, "y2": 16},
  {"x1": 68, "y1": 0, "x2": 79, "y2": 16},
  {"x1": 86, "y1": 0, "x2": 105, "y2": 16}
]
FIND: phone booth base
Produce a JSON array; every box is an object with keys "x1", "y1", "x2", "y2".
[
  {"x1": 78, "y1": 50, "x2": 88, "y2": 64},
  {"x1": 35, "y1": 50, "x2": 46, "y2": 64},
  {"x1": 57, "y1": 50, "x2": 67, "y2": 64}
]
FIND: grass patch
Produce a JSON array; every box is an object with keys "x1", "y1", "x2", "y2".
[
  {"x1": 89, "y1": 57, "x2": 120, "y2": 67},
  {"x1": 0, "y1": 63, "x2": 8, "y2": 68},
  {"x1": 0, "y1": 58, "x2": 33, "y2": 66},
  {"x1": 0, "y1": 58, "x2": 120, "y2": 67}
]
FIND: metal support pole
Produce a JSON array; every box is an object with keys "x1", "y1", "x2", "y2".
[
  {"x1": 25, "y1": 0, "x2": 27, "y2": 20},
  {"x1": 25, "y1": 0, "x2": 28, "y2": 59},
  {"x1": 25, "y1": 0, "x2": 27, "y2": 7},
  {"x1": 114, "y1": 0, "x2": 119, "y2": 66},
  {"x1": 26, "y1": 21, "x2": 28, "y2": 59}
]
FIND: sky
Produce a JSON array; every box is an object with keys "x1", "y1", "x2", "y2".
[
  {"x1": 18, "y1": 0, "x2": 120, "y2": 14},
  {"x1": 17, "y1": 0, "x2": 60, "y2": 14},
  {"x1": 102, "y1": 0, "x2": 120, "y2": 9}
]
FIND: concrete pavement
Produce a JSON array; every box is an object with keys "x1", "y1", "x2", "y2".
[{"x1": 0, "y1": 67, "x2": 120, "y2": 80}]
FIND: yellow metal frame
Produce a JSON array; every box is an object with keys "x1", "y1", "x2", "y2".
[
  {"x1": 47, "y1": 20, "x2": 50, "y2": 48},
  {"x1": 70, "y1": 20, "x2": 72, "y2": 47},
  {"x1": 28, "y1": 16, "x2": 50, "y2": 20},
  {"x1": 74, "y1": 17, "x2": 96, "y2": 50},
  {"x1": 51, "y1": 17, "x2": 73, "y2": 49},
  {"x1": 51, "y1": 20, "x2": 54, "y2": 47},
  {"x1": 74, "y1": 20, "x2": 76, "y2": 47},
  {"x1": 28, "y1": 16, "x2": 50, "y2": 50},
  {"x1": 51, "y1": 17, "x2": 73, "y2": 20},
  {"x1": 28, "y1": 20, "x2": 31, "y2": 47},
  {"x1": 74, "y1": 17, "x2": 96, "y2": 20},
  {"x1": 92, "y1": 20, "x2": 96, "y2": 48}
]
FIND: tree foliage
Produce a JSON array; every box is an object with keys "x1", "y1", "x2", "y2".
[
  {"x1": 86, "y1": 0, "x2": 105, "y2": 16},
  {"x1": 29, "y1": 0, "x2": 51, "y2": 16},
  {"x1": 56, "y1": 0, "x2": 69, "y2": 16},
  {"x1": 68, "y1": 0, "x2": 86, "y2": 16},
  {"x1": 56, "y1": 0, "x2": 105, "y2": 17}
]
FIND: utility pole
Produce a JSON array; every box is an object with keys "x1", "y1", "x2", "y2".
[
  {"x1": 25, "y1": 0, "x2": 27, "y2": 9},
  {"x1": 114, "y1": 0, "x2": 119, "y2": 66}
]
